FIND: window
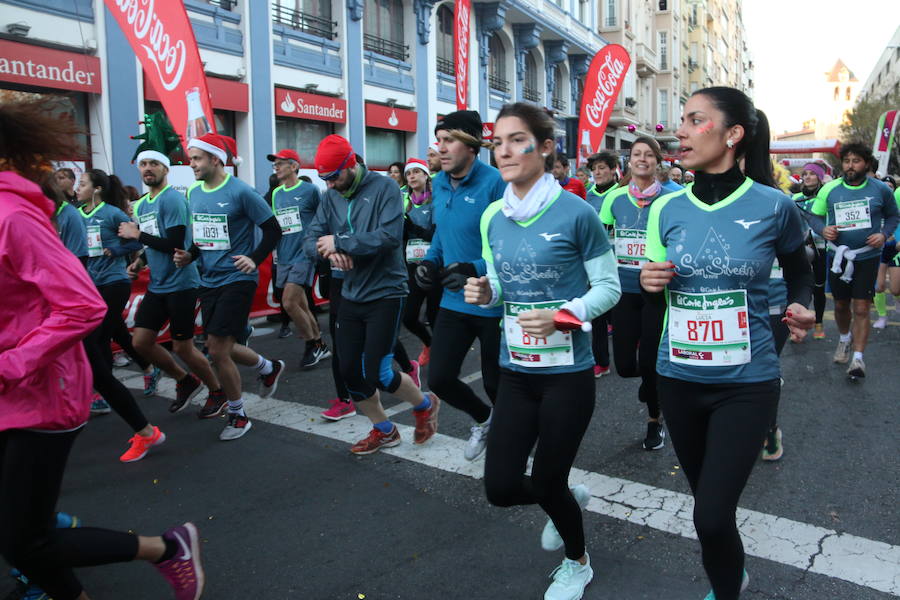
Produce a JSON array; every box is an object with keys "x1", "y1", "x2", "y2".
[
  {"x1": 365, "y1": 128, "x2": 405, "y2": 169},
  {"x1": 579, "y1": 0, "x2": 588, "y2": 23},
  {"x1": 604, "y1": 0, "x2": 617, "y2": 27},
  {"x1": 834, "y1": 86, "x2": 839, "y2": 100},
  {"x1": 489, "y1": 34, "x2": 509, "y2": 93},
  {"x1": 207, "y1": 0, "x2": 237, "y2": 10},
  {"x1": 689, "y1": 4, "x2": 698, "y2": 27},
  {"x1": 552, "y1": 64, "x2": 566, "y2": 111},
  {"x1": 364, "y1": 0, "x2": 407, "y2": 61},
  {"x1": 658, "y1": 89, "x2": 668, "y2": 127},
  {"x1": 523, "y1": 52, "x2": 540, "y2": 103},
  {"x1": 435, "y1": 4, "x2": 454, "y2": 76},
  {"x1": 845, "y1": 86, "x2": 851, "y2": 101},
  {"x1": 272, "y1": 0, "x2": 335, "y2": 39},
  {"x1": 605, "y1": 135, "x2": 616, "y2": 150},
  {"x1": 658, "y1": 31, "x2": 668, "y2": 70},
  {"x1": 276, "y1": 118, "x2": 333, "y2": 166}
]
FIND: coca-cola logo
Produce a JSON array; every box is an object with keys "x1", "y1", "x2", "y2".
[
  {"x1": 112, "y1": 0, "x2": 186, "y2": 91},
  {"x1": 455, "y1": 0, "x2": 470, "y2": 108},
  {"x1": 584, "y1": 52, "x2": 625, "y2": 129}
]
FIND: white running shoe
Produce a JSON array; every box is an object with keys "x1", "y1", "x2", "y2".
[
  {"x1": 542, "y1": 484, "x2": 590, "y2": 551},
  {"x1": 873, "y1": 316, "x2": 888, "y2": 329},
  {"x1": 463, "y1": 422, "x2": 490, "y2": 461},
  {"x1": 544, "y1": 553, "x2": 593, "y2": 600}
]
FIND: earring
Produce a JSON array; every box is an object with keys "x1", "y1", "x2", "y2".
[
  {"x1": 541, "y1": 152, "x2": 549, "y2": 157},
  {"x1": 726, "y1": 139, "x2": 735, "y2": 149}
]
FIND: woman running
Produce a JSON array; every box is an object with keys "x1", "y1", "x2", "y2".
[
  {"x1": 0, "y1": 96, "x2": 203, "y2": 600},
  {"x1": 599, "y1": 136, "x2": 668, "y2": 450},
  {"x1": 640, "y1": 87, "x2": 814, "y2": 599},
  {"x1": 792, "y1": 163, "x2": 828, "y2": 338},
  {"x1": 464, "y1": 102, "x2": 620, "y2": 600}
]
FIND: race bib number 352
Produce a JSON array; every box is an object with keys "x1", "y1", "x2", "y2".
[
  {"x1": 667, "y1": 289, "x2": 751, "y2": 366},
  {"x1": 504, "y1": 300, "x2": 574, "y2": 368},
  {"x1": 193, "y1": 214, "x2": 230, "y2": 250},
  {"x1": 834, "y1": 199, "x2": 871, "y2": 231}
]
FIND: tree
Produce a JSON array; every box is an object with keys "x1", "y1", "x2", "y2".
[{"x1": 840, "y1": 91, "x2": 900, "y2": 175}]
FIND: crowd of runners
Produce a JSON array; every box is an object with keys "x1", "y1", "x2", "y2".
[{"x1": 1, "y1": 84, "x2": 898, "y2": 600}]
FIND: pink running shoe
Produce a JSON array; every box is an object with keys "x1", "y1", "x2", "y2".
[
  {"x1": 593, "y1": 365, "x2": 610, "y2": 378},
  {"x1": 322, "y1": 398, "x2": 356, "y2": 421},
  {"x1": 406, "y1": 359, "x2": 421, "y2": 389},
  {"x1": 154, "y1": 522, "x2": 204, "y2": 600}
]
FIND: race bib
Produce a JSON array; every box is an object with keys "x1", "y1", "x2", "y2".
[
  {"x1": 87, "y1": 225, "x2": 102, "y2": 257},
  {"x1": 406, "y1": 239, "x2": 431, "y2": 262},
  {"x1": 613, "y1": 228, "x2": 647, "y2": 269},
  {"x1": 504, "y1": 300, "x2": 574, "y2": 368},
  {"x1": 192, "y1": 214, "x2": 230, "y2": 251},
  {"x1": 834, "y1": 199, "x2": 871, "y2": 231},
  {"x1": 137, "y1": 212, "x2": 159, "y2": 237},
  {"x1": 668, "y1": 290, "x2": 751, "y2": 366},
  {"x1": 275, "y1": 206, "x2": 302, "y2": 235},
  {"x1": 813, "y1": 234, "x2": 826, "y2": 250},
  {"x1": 770, "y1": 260, "x2": 783, "y2": 280}
]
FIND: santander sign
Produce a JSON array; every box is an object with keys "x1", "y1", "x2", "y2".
[
  {"x1": 577, "y1": 44, "x2": 631, "y2": 165},
  {"x1": 454, "y1": 0, "x2": 471, "y2": 110}
]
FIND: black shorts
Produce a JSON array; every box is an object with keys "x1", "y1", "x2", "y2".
[
  {"x1": 134, "y1": 288, "x2": 199, "y2": 341},
  {"x1": 828, "y1": 255, "x2": 879, "y2": 301},
  {"x1": 880, "y1": 244, "x2": 899, "y2": 265},
  {"x1": 199, "y1": 280, "x2": 257, "y2": 338}
]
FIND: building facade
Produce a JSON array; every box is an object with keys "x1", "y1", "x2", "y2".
[{"x1": 857, "y1": 25, "x2": 900, "y2": 104}]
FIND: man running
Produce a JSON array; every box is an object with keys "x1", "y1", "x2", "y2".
[
  {"x1": 417, "y1": 110, "x2": 506, "y2": 461},
  {"x1": 807, "y1": 142, "x2": 898, "y2": 379},
  {"x1": 306, "y1": 135, "x2": 440, "y2": 454},
  {"x1": 118, "y1": 149, "x2": 224, "y2": 415},
  {"x1": 552, "y1": 152, "x2": 587, "y2": 199},
  {"x1": 173, "y1": 133, "x2": 285, "y2": 440},
  {"x1": 267, "y1": 148, "x2": 331, "y2": 368}
]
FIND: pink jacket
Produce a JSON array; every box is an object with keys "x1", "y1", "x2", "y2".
[{"x1": 0, "y1": 171, "x2": 106, "y2": 432}]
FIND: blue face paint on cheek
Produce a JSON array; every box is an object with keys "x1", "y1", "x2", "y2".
[{"x1": 520, "y1": 143, "x2": 535, "y2": 155}]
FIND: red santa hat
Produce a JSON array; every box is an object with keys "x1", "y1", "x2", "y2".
[
  {"x1": 187, "y1": 133, "x2": 242, "y2": 166},
  {"x1": 404, "y1": 158, "x2": 429, "y2": 175}
]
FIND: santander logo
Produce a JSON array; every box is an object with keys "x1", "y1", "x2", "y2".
[
  {"x1": 584, "y1": 52, "x2": 625, "y2": 129},
  {"x1": 111, "y1": 0, "x2": 186, "y2": 91},
  {"x1": 281, "y1": 92, "x2": 296, "y2": 113},
  {"x1": 455, "y1": 0, "x2": 470, "y2": 109}
]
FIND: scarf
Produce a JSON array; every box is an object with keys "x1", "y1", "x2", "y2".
[
  {"x1": 409, "y1": 189, "x2": 431, "y2": 206},
  {"x1": 502, "y1": 173, "x2": 561, "y2": 222},
  {"x1": 628, "y1": 179, "x2": 662, "y2": 206},
  {"x1": 341, "y1": 165, "x2": 367, "y2": 199}
]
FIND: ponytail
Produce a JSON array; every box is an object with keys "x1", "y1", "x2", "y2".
[
  {"x1": 742, "y1": 109, "x2": 776, "y2": 188},
  {"x1": 86, "y1": 169, "x2": 129, "y2": 213}
]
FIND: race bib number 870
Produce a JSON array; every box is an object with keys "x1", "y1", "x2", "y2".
[{"x1": 668, "y1": 289, "x2": 751, "y2": 366}]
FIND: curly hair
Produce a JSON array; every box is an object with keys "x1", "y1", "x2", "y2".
[{"x1": 0, "y1": 95, "x2": 84, "y2": 182}]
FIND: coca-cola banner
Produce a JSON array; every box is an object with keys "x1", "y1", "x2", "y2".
[
  {"x1": 454, "y1": 0, "x2": 471, "y2": 110},
  {"x1": 105, "y1": 0, "x2": 216, "y2": 152},
  {"x1": 873, "y1": 110, "x2": 898, "y2": 176},
  {"x1": 577, "y1": 44, "x2": 630, "y2": 166}
]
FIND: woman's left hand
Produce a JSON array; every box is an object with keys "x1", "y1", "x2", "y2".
[
  {"x1": 783, "y1": 302, "x2": 815, "y2": 342},
  {"x1": 517, "y1": 309, "x2": 558, "y2": 338}
]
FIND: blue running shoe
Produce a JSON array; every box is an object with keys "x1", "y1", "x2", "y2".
[
  {"x1": 90, "y1": 394, "x2": 111, "y2": 415},
  {"x1": 703, "y1": 569, "x2": 749, "y2": 599},
  {"x1": 143, "y1": 366, "x2": 161, "y2": 397}
]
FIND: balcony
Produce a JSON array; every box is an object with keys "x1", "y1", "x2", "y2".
[
  {"x1": 635, "y1": 43, "x2": 659, "y2": 77},
  {"x1": 551, "y1": 95, "x2": 566, "y2": 111},
  {"x1": 523, "y1": 85, "x2": 541, "y2": 103},
  {"x1": 489, "y1": 74, "x2": 510, "y2": 94},
  {"x1": 271, "y1": 3, "x2": 336, "y2": 40},
  {"x1": 208, "y1": 0, "x2": 237, "y2": 10},
  {"x1": 363, "y1": 33, "x2": 409, "y2": 62},
  {"x1": 436, "y1": 57, "x2": 455, "y2": 77}
]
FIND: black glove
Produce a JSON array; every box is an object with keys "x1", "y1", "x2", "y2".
[
  {"x1": 415, "y1": 260, "x2": 440, "y2": 290},
  {"x1": 440, "y1": 262, "x2": 477, "y2": 292}
]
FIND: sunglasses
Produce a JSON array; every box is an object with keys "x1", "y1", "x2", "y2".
[{"x1": 319, "y1": 152, "x2": 353, "y2": 182}]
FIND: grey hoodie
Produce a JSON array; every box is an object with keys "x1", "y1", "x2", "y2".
[{"x1": 304, "y1": 169, "x2": 408, "y2": 302}]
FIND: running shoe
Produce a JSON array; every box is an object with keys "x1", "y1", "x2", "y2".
[
  {"x1": 90, "y1": 394, "x2": 111, "y2": 415},
  {"x1": 322, "y1": 398, "x2": 356, "y2": 421},
  {"x1": 301, "y1": 342, "x2": 331, "y2": 368},
  {"x1": 544, "y1": 553, "x2": 593, "y2": 600},
  {"x1": 417, "y1": 345, "x2": 431, "y2": 366},
  {"x1": 219, "y1": 412, "x2": 252, "y2": 441},
  {"x1": 761, "y1": 427, "x2": 783, "y2": 461},
  {"x1": 873, "y1": 316, "x2": 888, "y2": 329},
  {"x1": 278, "y1": 324, "x2": 292, "y2": 339},
  {"x1": 120, "y1": 426, "x2": 166, "y2": 463},
  {"x1": 832, "y1": 339, "x2": 852, "y2": 364},
  {"x1": 464, "y1": 421, "x2": 489, "y2": 461},
  {"x1": 413, "y1": 394, "x2": 440, "y2": 444},
  {"x1": 847, "y1": 357, "x2": 866, "y2": 379},
  {"x1": 593, "y1": 365, "x2": 610, "y2": 378},
  {"x1": 406, "y1": 359, "x2": 421, "y2": 390},
  {"x1": 259, "y1": 359, "x2": 285, "y2": 397},
  {"x1": 197, "y1": 389, "x2": 227, "y2": 419},
  {"x1": 350, "y1": 426, "x2": 401, "y2": 455},
  {"x1": 153, "y1": 522, "x2": 205, "y2": 600},
  {"x1": 813, "y1": 323, "x2": 825, "y2": 339},
  {"x1": 112, "y1": 352, "x2": 131, "y2": 367},
  {"x1": 702, "y1": 569, "x2": 749, "y2": 600},
  {"x1": 143, "y1": 366, "x2": 162, "y2": 397},
  {"x1": 542, "y1": 484, "x2": 590, "y2": 551},
  {"x1": 642, "y1": 421, "x2": 666, "y2": 451},
  {"x1": 170, "y1": 375, "x2": 203, "y2": 414}
]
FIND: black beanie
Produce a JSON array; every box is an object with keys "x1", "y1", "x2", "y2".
[{"x1": 434, "y1": 110, "x2": 483, "y2": 147}]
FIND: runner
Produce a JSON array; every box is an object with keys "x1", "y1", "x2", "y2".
[
  {"x1": 306, "y1": 135, "x2": 440, "y2": 454},
  {"x1": 0, "y1": 96, "x2": 204, "y2": 600},
  {"x1": 669, "y1": 164, "x2": 684, "y2": 184},
  {"x1": 267, "y1": 148, "x2": 331, "y2": 367},
  {"x1": 761, "y1": 255, "x2": 790, "y2": 462},
  {"x1": 401, "y1": 157, "x2": 440, "y2": 367},
  {"x1": 640, "y1": 87, "x2": 814, "y2": 600},
  {"x1": 792, "y1": 163, "x2": 828, "y2": 339},
  {"x1": 873, "y1": 176, "x2": 900, "y2": 328},
  {"x1": 416, "y1": 110, "x2": 506, "y2": 461},
  {"x1": 464, "y1": 102, "x2": 620, "y2": 600},
  {"x1": 600, "y1": 136, "x2": 668, "y2": 450},
  {"x1": 426, "y1": 141, "x2": 441, "y2": 176},
  {"x1": 173, "y1": 133, "x2": 285, "y2": 441},
  {"x1": 657, "y1": 163, "x2": 683, "y2": 193},
  {"x1": 807, "y1": 142, "x2": 898, "y2": 379},
  {"x1": 47, "y1": 174, "x2": 88, "y2": 264},
  {"x1": 117, "y1": 149, "x2": 225, "y2": 416},
  {"x1": 552, "y1": 152, "x2": 587, "y2": 199}
]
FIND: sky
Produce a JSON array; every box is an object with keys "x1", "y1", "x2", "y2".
[{"x1": 742, "y1": 1, "x2": 897, "y2": 134}]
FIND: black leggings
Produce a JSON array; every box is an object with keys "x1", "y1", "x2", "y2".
[
  {"x1": 812, "y1": 246, "x2": 827, "y2": 324},
  {"x1": 591, "y1": 311, "x2": 611, "y2": 368},
  {"x1": 611, "y1": 292, "x2": 665, "y2": 419},
  {"x1": 427, "y1": 308, "x2": 500, "y2": 424},
  {"x1": 485, "y1": 368, "x2": 595, "y2": 560},
  {"x1": 768, "y1": 314, "x2": 790, "y2": 429},
  {"x1": 659, "y1": 376, "x2": 779, "y2": 600},
  {"x1": 327, "y1": 277, "x2": 349, "y2": 400},
  {"x1": 336, "y1": 297, "x2": 406, "y2": 401},
  {"x1": 0, "y1": 429, "x2": 139, "y2": 600},
  {"x1": 98, "y1": 283, "x2": 150, "y2": 371},
  {"x1": 84, "y1": 283, "x2": 150, "y2": 432},
  {"x1": 402, "y1": 264, "x2": 441, "y2": 347}
]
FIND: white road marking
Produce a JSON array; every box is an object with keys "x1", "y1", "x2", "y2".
[{"x1": 120, "y1": 371, "x2": 899, "y2": 596}]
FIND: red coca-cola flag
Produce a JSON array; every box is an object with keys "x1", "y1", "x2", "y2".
[
  {"x1": 104, "y1": 0, "x2": 216, "y2": 152},
  {"x1": 454, "y1": 0, "x2": 471, "y2": 110},
  {"x1": 577, "y1": 44, "x2": 630, "y2": 166}
]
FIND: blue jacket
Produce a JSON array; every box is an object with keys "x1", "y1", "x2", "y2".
[{"x1": 425, "y1": 159, "x2": 506, "y2": 317}]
